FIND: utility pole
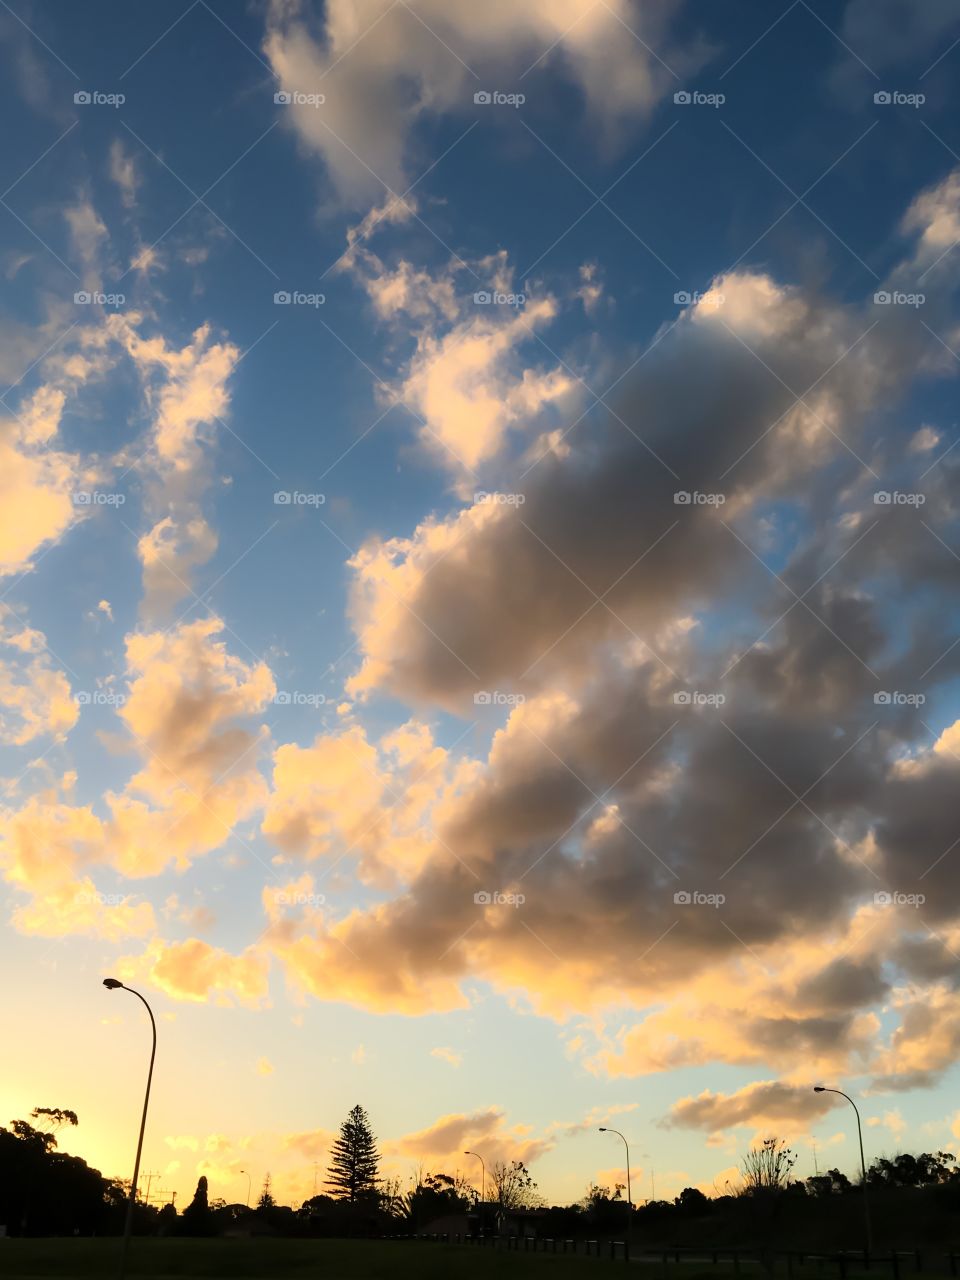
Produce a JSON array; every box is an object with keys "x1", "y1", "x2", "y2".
[{"x1": 140, "y1": 1171, "x2": 161, "y2": 1204}]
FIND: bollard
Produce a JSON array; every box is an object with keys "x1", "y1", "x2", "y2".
[{"x1": 891, "y1": 1252, "x2": 900, "y2": 1280}]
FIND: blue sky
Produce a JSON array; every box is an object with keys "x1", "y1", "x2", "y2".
[{"x1": 2, "y1": 0, "x2": 960, "y2": 1211}]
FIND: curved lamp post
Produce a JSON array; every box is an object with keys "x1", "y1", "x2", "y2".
[
  {"x1": 464, "y1": 1150, "x2": 485, "y2": 1232},
  {"x1": 240, "y1": 1168, "x2": 252, "y2": 1209},
  {"x1": 599, "y1": 1127, "x2": 632, "y2": 1244},
  {"x1": 104, "y1": 979, "x2": 156, "y2": 1280},
  {"x1": 814, "y1": 1086, "x2": 872, "y2": 1255}
]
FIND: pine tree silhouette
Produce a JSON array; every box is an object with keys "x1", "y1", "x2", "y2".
[{"x1": 325, "y1": 1104, "x2": 380, "y2": 1202}]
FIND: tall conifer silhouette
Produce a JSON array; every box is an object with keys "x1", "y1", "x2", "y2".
[{"x1": 325, "y1": 1104, "x2": 380, "y2": 1202}]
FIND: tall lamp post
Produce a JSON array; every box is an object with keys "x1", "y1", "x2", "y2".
[
  {"x1": 240, "y1": 1169, "x2": 252, "y2": 1209},
  {"x1": 103, "y1": 979, "x2": 156, "y2": 1280},
  {"x1": 814, "y1": 1086, "x2": 872, "y2": 1255},
  {"x1": 599, "y1": 1127, "x2": 632, "y2": 1246},
  {"x1": 464, "y1": 1150, "x2": 486, "y2": 1234}
]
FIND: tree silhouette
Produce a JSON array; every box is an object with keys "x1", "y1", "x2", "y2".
[
  {"x1": 181, "y1": 1174, "x2": 212, "y2": 1236},
  {"x1": 257, "y1": 1172, "x2": 276, "y2": 1209},
  {"x1": 325, "y1": 1104, "x2": 380, "y2": 1202},
  {"x1": 490, "y1": 1160, "x2": 541, "y2": 1212}
]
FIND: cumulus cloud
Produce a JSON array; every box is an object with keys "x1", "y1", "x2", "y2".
[
  {"x1": 263, "y1": 0, "x2": 708, "y2": 203},
  {"x1": 0, "y1": 607, "x2": 77, "y2": 745},
  {"x1": 383, "y1": 1107, "x2": 554, "y2": 1168},
  {"x1": 662, "y1": 1081, "x2": 840, "y2": 1136},
  {"x1": 0, "y1": 387, "x2": 84, "y2": 576},
  {"x1": 106, "y1": 616, "x2": 275, "y2": 877},
  {"x1": 225, "y1": 167, "x2": 960, "y2": 1106},
  {"x1": 110, "y1": 317, "x2": 240, "y2": 617},
  {"x1": 129, "y1": 937, "x2": 270, "y2": 1006}
]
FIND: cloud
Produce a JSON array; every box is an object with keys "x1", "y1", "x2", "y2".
[
  {"x1": 385, "y1": 1107, "x2": 554, "y2": 1167},
  {"x1": 0, "y1": 388, "x2": 84, "y2": 577},
  {"x1": 662, "y1": 1082, "x2": 839, "y2": 1136},
  {"x1": 263, "y1": 0, "x2": 707, "y2": 204},
  {"x1": 430, "y1": 1046, "x2": 462, "y2": 1068},
  {"x1": 241, "y1": 167, "x2": 960, "y2": 1093},
  {"x1": 262, "y1": 719, "x2": 461, "y2": 886},
  {"x1": 107, "y1": 616, "x2": 275, "y2": 876},
  {"x1": 340, "y1": 235, "x2": 577, "y2": 477},
  {"x1": 109, "y1": 139, "x2": 140, "y2": 208},
  {"x1": 0, "y1": 607, "x2": 78, "y2": 745},
  {"x1": 111, "y1": 318, "x2": 240, "y2": 617},
  {"x1": 131, "y1": 937, "x2": 270, "y2": 1007}
]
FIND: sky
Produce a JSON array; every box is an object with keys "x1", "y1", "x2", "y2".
[{"x1": 2, "y1": 0, "x2": 960, "y2": 1214}]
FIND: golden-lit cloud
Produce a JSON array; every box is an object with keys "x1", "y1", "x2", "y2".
[
  {"x1": 107, "y1": 616, "x2": 275, "y2": 877},
  {"x1": 130, "y1": 937, "x2": 270, "y2": 1007},
  {"x1": 0, "y1": 607, "x2": 78, "y2": 745}
]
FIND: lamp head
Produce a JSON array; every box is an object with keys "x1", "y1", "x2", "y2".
[
  {"x1": 599, "y1": 1127, "x2": 607, "y2": 1132},
  {"x1": 813, "y1": 1086, "x2": 825, "y2": 1093},
  {"x1": 102, "y1": 978, "x2": 124, "y2": 990}
]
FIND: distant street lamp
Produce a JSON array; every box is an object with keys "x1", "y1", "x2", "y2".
[
  {"x1": 240, "y1": 1169, "x2": 252, "y2": 1209},
  {"x1": 464, "y1": 1150, "x2": 486, "y2": 1231},
  {"x1": 599, "y1": 1127, "x2": 632, "y2": 1244},
  {"x1": 814, "y1": 1086, "x2": 872, "y2": 1255},
  {"x1": 103, "y1": 979, "x2": 156, "y2": 1280}
]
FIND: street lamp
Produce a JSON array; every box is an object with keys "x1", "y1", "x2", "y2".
[
  {"x1": 599, "y1": 1128, "x2": 632, "y2": 1244},
  {"x1": 814, "y1": 1086, "x2": 872, "y2": 1255},
  {"x1": 464, "y1": 1151, "x2": 485, "y2": 1234},
  {"x1": 103, "y1": 979, "x2": 156, "y2": 1280},
  {"x1": 240, "y1": 1169, "x2": 252, "y2": 1209}
]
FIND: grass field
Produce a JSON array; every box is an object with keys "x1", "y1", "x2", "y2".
[
  {"x1": 0, "y1": 1237, "x2": 603, "y2": 1279},
  {"x1": 0, "y1": 1238, "x2": 955, "y2": 1280}
]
